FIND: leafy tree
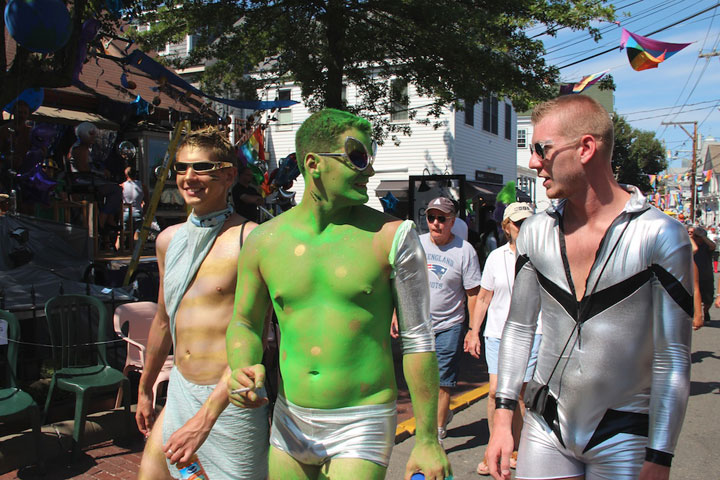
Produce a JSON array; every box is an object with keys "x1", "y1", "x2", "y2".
[
  {"x1": 131, "y1": 0, "x2": 614, "y2": 138},
  {"x1": 612, "y1": 115, "x2": 667, "y2": 191},
  {"x1": 0, "y1": 0, "x2": 126, "y2": 108}
]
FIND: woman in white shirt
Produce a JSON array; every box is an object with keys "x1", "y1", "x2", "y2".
[{"x1": 463, "y1": 202, "x2": 542, "y2": 475}]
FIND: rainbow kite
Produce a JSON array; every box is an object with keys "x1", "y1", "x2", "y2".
[
  {"x1": 620, "y1": 28, "x2": 691, "y2": 71},
  {"x1": 559, "y1": 70, "x2": 609, "y2": 95}
]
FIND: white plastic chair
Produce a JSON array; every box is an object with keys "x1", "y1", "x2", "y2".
[{"x1": 113, "y1": 302, "x2": 173, "y2": 408}]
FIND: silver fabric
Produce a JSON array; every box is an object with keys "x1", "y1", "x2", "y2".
[
  {"x1": 391, "y1": 220, "x2": 435, "y2": 354},
  {"x1": 162, "y1": 367, "x2": 269, "y2": 479},
  {"x1": 516, "y1": 411, "x2": 645, "y2": 480},
  {"x1": 269, "y1": 395, "x2": 397, "y2": 467},
  {"x1": 496, "y1": 186, "x2": 692, "y2": 461}
]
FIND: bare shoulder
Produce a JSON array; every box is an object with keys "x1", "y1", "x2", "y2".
[{"x1": 155, "y1": 222, "x2": 183, "y2": 257}]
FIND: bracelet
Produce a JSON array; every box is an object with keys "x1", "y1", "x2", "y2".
[
  {"x1": 645, "y1": 448, "x2": 673, "y2": 467},
  {"x1": 495, "y1": 397, "x2": 518, "y2": 411}
]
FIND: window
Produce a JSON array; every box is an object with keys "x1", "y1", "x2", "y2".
[
  {"x1": 277, "y1": 89, "x2": 292, "y2": 129},
  {"x1": 517, "y1": 129, "x2": 527, "y2": 149},
  {"x1": 464, "y1": 100, "x2": 474, "y2": 126},
  {"x1": 505, "y1": 103, "x2": 512, "y2": 140},
  {"x1": 341, "y1": 85, "x2": 347, "y2": 104},
  {"x1": 390, "y1": 79, "x2": 409, "y2": 122},
  {"x1": 482, "y1": 96, "x2": 498, "y2": 135}
]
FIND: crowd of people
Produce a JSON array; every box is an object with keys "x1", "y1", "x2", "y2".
[{"x1": 127, "y1": 95, "x2": 696, "y2": 480}]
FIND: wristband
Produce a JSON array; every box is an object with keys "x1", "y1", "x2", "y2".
[
  {"x1": 495, "y1": 397, "x2": 518, "y2": 411},
  {"x1": 645, "y1": 448, "x2": 673, "y2": 467}
]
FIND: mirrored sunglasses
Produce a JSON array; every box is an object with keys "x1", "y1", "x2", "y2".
[
  {"x1": 173, "y1": 161, "x2": 234, "y2": 174},
  {"x1": 315, "y1": 136, "x2": 377, "y2": 171},
  {"x1": 427, "y1": 214, "x2": 449, "y2": 223}
]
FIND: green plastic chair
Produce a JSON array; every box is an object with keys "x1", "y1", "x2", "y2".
[
  {"x1": 43, "y1": 295, "x2": 131, "y2": 453},
  {"x1": 0, "y1": 309, "x2": 43, "y2": 468}
]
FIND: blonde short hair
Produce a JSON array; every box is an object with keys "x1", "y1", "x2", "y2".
[{"x1": 531, "y1": 95, "x2": 614, "y2": 157}]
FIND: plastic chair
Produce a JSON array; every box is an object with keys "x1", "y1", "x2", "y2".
[
  {"x1": 43, "y1": 295, "x2": 131, "y2": 454},
  {"x1": 0, "y1": 310, "x2": 43, "y2": 468},
  {"x1": 112, "y1": 302, "x2": 172, "y2": 408}
]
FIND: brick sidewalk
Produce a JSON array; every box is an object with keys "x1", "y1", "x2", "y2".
[{"x1": 0, "y1": 438, "x2": 144, "y2": 480}]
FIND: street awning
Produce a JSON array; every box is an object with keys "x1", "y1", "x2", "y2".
[
  {"x1": 31, "y1": 106, "x2": 120, "y2": 130},
  {"x1": 375, "y1": 180, "x2": 409, "y2": 200}
]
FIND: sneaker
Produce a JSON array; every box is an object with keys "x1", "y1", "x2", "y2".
[{"x1": 437, "y1": 409, "x2": 454, "y2": 439}]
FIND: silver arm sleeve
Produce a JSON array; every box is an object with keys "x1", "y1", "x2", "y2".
[
  {"x1": 495, "y1": 251, "x2": 541, "y2": 402},
  {"x1": 390, "y1": 221, "x2": 435, "y2": 354},
  {"x1": 648, "y1": 222, "x2": 692, "y2": 454}
]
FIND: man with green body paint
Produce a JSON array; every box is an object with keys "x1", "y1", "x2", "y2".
[{"x1": 227, "y1": 109, "x2": 452, "y2": 480}]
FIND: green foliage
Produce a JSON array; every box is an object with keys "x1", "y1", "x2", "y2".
[
  {"x1": 612, "y1": 115, "x2": 667, "y2": 192},
  {"x1": 130, "y1": 0, "x2": 614, "y2": 139}
]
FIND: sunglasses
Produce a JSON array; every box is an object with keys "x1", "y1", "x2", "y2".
[
  {"x1": 315, "y1": 136, "x2": 377, "y2": 171},
  {"x1": 529, "y1": 141, "x2": 554, "y2": 160},
  {"x1": 173, "y1": 161, "x2": 234, "y2": 174},
  {"x1": 427, "y1": 214, "x2": 451, "y2": 223}
]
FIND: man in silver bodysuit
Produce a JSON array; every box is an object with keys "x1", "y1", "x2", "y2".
[{"x1": 486, "y1": 95, "x2": 692, "y2": 480}]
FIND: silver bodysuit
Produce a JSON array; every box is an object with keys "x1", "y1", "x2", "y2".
[{"x1": 496, "y1": 186, "x2": 692, "y2": 478}]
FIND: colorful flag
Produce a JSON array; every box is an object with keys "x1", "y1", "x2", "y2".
[
  {"x1": 239, "y1": 128, "x2": 266, "y2": 165},
  {"x1": 620, "y1": 28, "x2": 691, "y2": 71},
  {"x1": 705, "y1": 170, "x2": 713, "y2": 183},
  {"x1": 649, "y1": 174, "x2": 657, "y2": 189},
  {"x1": 559, "y1": 70, "x2": 609, "y2": 95}
]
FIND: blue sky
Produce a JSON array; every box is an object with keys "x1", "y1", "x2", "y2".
[{"x1": 536, "y1": 0, "x2": 720, "y2": 170}]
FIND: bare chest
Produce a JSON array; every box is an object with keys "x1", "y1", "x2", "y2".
[
  {"x1": 260, "y1": 232, "x2": 389, "y2": 307},
  {"x1": 563, "y1": 230, "x2": 604, "y2": 301}
]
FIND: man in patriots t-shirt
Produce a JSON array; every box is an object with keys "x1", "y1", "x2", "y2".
[{"x1": 420, "y1": 196, "x2": 482, "y2": 445}]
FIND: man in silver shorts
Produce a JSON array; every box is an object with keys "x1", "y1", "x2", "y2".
[{"x1": 486, "y1": 95, "x2": 692, "y2": 480}]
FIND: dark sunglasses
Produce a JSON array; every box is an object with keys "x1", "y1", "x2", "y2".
[
  {"x1": 529, "y1": 141, "x2": 554, "y2": 160},
  {"x1": 513, "y1": 219, "x2": 525, "y2": 228},
  {"x1": 173, "y1": 161, "x2": 234, "y2": 174},
  {"x1": 315, "y1": 136, "x2": 377, "y2": 171},
  {"x1": 427, "y1": 214, "x2": 451, "y2": 223}
]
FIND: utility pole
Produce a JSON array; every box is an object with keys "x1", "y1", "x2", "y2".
[{"x1": 662, "y1": 121, "x2": 698, "y2": 222}]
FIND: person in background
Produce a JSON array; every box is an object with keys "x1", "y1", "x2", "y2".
[
  {"x1": 231, "y1": 165, "x2": 264, "y2": 223},
  {"x1": 419, "y1": 196, "x2": 482, "y2": 446},
  {"x1": 689, "y1": 225, "x2": 715, "y2": 325},
  {"x1": 464, "y1": 202, "x2": 542, "y2": 475},
  {"x1": 119, "y1": 166, "x2": 149, "y2": 246}
]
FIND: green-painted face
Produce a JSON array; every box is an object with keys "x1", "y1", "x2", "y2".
[{"x1": 309, "y1": 128, "x2": 375, "y2": 205}]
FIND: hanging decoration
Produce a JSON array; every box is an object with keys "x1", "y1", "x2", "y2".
[
  {"x1": 131, "y1": 95, "x2": 150, "y2": 116},
  {"x1": 620, "y1": 28, "x2": 691, "y2": 71},
  {"x1": 704, "y1": 170, "x2": 713, "y2": 183},
  {"x1": 559, "y1": 70, "x2": 609, "y2": 95},
  {"x1": 4, "y1": 0, "x2": 71, "y2": 53},
  {"x1": 72, "y1": 18, "x2": 101, "y2": 83},
  {"x1": 123, "y1": 50, "x2": 299, "y2": 111},
  {"x1": 380, "y1": 192, "x2": 399, "y2": 213}
]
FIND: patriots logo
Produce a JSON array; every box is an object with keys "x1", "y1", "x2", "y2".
[{"x1": 428, "y1": 263, "x2": 448, "y2": 280}]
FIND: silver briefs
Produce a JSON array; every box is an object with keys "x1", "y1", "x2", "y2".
[
  {"x1": 269, "y1": 395, "x2": 397, "y2": 467},
  {"x1": 496, "y1": 186, "x2": 692, "y2": 465},
  {"x1": 390, "y1": 220, "x2": 435, "y2": 354},
  {"x1": 516, "y1": 411, "x2": 645, "y2": 480}
]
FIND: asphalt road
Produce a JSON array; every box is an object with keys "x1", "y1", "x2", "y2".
[{"x1": 386, "y1": 303, "x2": 720, "y2": 480}]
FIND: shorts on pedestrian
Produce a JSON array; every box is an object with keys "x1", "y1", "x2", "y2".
[
  {"x1": 485, "y1": 334, "x2": 542, "y2": 383},
  {"x1": 434, "y1": 323, "x2": 463, "y2": 388}
]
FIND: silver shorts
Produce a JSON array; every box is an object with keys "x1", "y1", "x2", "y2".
[
  {"x1": 270, "y1": 395, "x2": 397, "y2": 467},
  {"x1": 516, "y1": 411, "x2": 645, "y2": 480}
]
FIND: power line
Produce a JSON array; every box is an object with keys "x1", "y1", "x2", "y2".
[{"x1": 620, "y1": 98, "x2": 720, "y2": 116}]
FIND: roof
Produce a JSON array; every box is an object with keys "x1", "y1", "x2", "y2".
[
  {"x1": 706, "y1": 144, "x2": 720, "y2": 174},
  {"x1": 4, "y1": 28, "x2": 213, "y2": 128}
]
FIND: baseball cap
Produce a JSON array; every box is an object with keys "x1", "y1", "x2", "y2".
[
  {"x1": 503, "y1": 202, "x2": 533, "y2": 222},
  {"x1": 426, "y1": 197, "x2": 456, "y2": 214}
]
